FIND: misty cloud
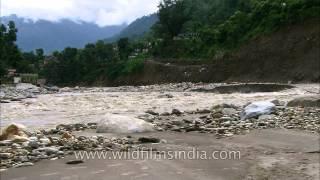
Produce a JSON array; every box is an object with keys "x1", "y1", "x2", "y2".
[{"x1": 1, "y1": 0, "x2": 160, "y2": 26}]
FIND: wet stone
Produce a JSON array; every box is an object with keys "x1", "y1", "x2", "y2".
[
  {"x1": 66, "y1": 160, "x2": 84, "y2": 165},
  {"x1": 172, "y1": 109, "x2": 182, "y2": 116},
  {"x1": 14, "y1": 162, "x2": 34, "y2": 168},
  {"x1": 0, "y1": 153, "x2": 12, "y2": 159},
  {"x1": 138, "y1": 137, "x2": 160, "y2": 143}
]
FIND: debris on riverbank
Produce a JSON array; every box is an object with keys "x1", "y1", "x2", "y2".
[
  {"x1": 150, "y1": 101, "x2": 320, "y2": 137},
  {"x1": 0, "y1": 123, "x2": 162, "y2": 171}
]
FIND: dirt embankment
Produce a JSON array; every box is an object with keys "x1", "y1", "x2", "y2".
[{"x1": 106, "y1": 19, "x2": 320, "y2": 86}]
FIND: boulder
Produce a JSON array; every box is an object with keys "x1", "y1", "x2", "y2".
[
  {"x1": 0, "y1": 123, "x2": 29, "y2": 141},
  {"x1": 287, "y1": 96, "x2": 320, "y2": 107},
  {"x1": 241, "y1": 101, "x2": 276, "y2": 120},
  {"x1": 96, "y1": 114, "x2": 154, "y2": 133}
]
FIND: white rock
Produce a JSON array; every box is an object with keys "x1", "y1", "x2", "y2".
[
  {"x1": 241, "y1": 101, "x2": 276, "y2": 120},
  {"x1": 96, "y1": 114, "x2": 154, "y2": 133},
  {"x1": 39, "y1": 138, "x2": 51, "y2": 145}
]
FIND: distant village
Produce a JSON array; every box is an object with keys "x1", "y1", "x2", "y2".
[{"x1": 3, "y1": 56, "x2": 55, "y2": 86}]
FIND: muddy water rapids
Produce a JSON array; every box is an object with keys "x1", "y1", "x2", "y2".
[{"x1": 1, "y1": 83, "x2": 319, "y2": 130}]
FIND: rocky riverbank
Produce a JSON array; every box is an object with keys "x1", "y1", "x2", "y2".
[
  {"x1": 0, "y1": 83, "x2": 58, "y2": 102},
  {"x1": 0, "y1": 123, "x2": 164, "y2": 171},
  {"x1": 1, "y1": 97, "x2": 319, "y2": 171},
  {"x1": 1, "y1": 83, "x2": 319, "y2": 172},
  {"x1": 149, "y1": 104, "x2": 320, "y2": 136}
]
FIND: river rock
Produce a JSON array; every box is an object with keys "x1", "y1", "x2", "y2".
[
  {"x1": 172, "y1": 109, "x2": 182, "y2": 115},
  {"x1": 287, "y1": 96, "x2": 320, "y2": 107},
  {"x1": 66, "y1": 160, "x2": 84, "y2": 165},
  {"x1": 0, "y1": 153, "x2": 12, "y2": 159},
  {"x1": 14, "y1": 162, "x2": 34, "y2": 168},
  {"x1": 222, "y1": 108, "x2": 237, "y2": 116},
  {"x1": 87, "y1": 123, "x2": 98, "y2": 129},
  {"x1": 258, "y1": 114, "x2": 276, "y2": 120},
  {"x1": 28, "y1": 140, "x2": 39, "y2": 149},
  {"x1": 96, "y1": 114, "x2": 154, "y2": 133},
  {"x1": 158, "y1": 94, "x2": 174, "y2": 98},
  {"x1": 138, "y1": 137, "x2": 160, "y2": 143},
  {"x1": 61, "y1": 132, "x2": 73, "y2": 139},
  {"x1": 241, "y1": 101, "x2": 276, "y2": 120},
  {"x1": 145, "y1": 110, "x2": 159, "y2": 116},
  {"x1": 220, "y1": 116, "x2": 234, "y2": 122},
  {"x1": 39, "y1": 138, "x2": 51, "y2": 145},
  {"x1": 170, "y1": 120, "x2": 184, "y2": 126},
  {"x1": 11, "y1": 143, "x2": 21, "y2": 149},
  {"x1": 12, "y1": 136, "x2": 30, "y2": 143},
  {"x1": 37, "y1": 147, "x2": 59, "y2": 155},
  {"x1": 0, "y1": 123, "x2": 29, "y2": 141},
  {"x1": 0, "y1": 140, "x2": 13, "y2": 146}
]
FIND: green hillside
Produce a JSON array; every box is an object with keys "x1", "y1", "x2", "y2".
[
  {"x1": 151, "y1": 0, "x2": 320, "y2": 58},
  {"x1": 106, "y1": 14, "x2": 158, "y2": 42}
]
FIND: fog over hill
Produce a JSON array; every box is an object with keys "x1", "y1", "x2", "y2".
[
  {"x1": 106, "y1": 13, "x2": 158, "y2": 42},
  {"x1": 2, "y1": 15, "x2": 127, "y2": 53}
]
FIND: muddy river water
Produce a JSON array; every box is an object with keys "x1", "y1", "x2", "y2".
[{"x1": 1, "y1": 83, "x2": 319, "y2": 130}]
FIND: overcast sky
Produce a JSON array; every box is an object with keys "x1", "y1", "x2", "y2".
[{"x1": 1, "y1": 0, "x2": 160, "y2": 26}]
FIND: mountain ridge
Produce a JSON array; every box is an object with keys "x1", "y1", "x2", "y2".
[
  {"x1": 1, "y1": 15, "x2": 127, "y2": 53},
  {"x1": 105, "y1": 13, "x2": 158, "y2": 42}
]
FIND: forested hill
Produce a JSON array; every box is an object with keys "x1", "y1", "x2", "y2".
[
  {"x1": 151, "y1": 0, "x2": 320, "y2": 58},
  {"x1": 1, "y1": 15, "x2": 127, "y2": 53},
  {"x1": 106, "y1": 14, "x2": 158, "y2": 42}
]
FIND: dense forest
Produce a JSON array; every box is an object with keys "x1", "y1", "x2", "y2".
[
  {"x1": 152, "y1": 0, "x2": 320, "y2": 58},
  {"x1": 1, "y1": 0, "x2": 319, "y2": 85}
]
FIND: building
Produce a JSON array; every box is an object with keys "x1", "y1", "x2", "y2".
[{"x1": 7, "y1": 69, "x2": 17, "y2": 77}]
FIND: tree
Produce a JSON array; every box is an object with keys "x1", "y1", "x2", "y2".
[
  {"x1": 0, "y1": 21, "x2": 22, "y2": 74},
  {"x1": 117, "y1": 38, "x2": 131, "y2": 60},
  {"x1": 156, "y1": 0, "x2": 191, "y2": 39}
]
